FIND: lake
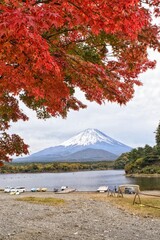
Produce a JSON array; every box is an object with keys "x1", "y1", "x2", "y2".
[{"x1": 0, "y1": 170, "x2": 159, "y2": 191}]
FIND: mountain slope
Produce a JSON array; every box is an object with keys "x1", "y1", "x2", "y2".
[
  {"x1": 14, "y1": 129, "x2": 132, "y2": 163},
  {"x1": 65, "y1": 148, "x2": 118, "y2": 161}
]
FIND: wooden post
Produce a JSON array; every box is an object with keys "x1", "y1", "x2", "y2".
[
  {"x1": 133, "y1": 193, "x2": 141, "y2": 205},
  {"x1": 117, "y1": 188, "x2": 123, "y2": 198}
]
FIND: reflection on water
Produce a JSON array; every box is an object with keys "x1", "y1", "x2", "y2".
[
  {"x1": 131, "y1": 177, "x2": 160, "y2": 191},
  {"x1": 0, "y1": 170, "x2": 159, "y2": 191}
]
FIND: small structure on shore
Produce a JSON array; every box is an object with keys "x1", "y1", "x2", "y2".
[{"x1": 117, "y1": 184, "x2": 140, "y2": 197}]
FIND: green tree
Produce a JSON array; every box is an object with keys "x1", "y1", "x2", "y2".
[
  {"x1": 114, "y1": 153, "x2": 129, "y2": 169},
  {"x1": 143, "y1": 144, "x2": 153, "y2": 156},
  {"x1": 155, "y1": 121, "x2": 160, "y2": 154}
]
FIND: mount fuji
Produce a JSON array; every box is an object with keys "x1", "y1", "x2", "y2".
[{"x1": 14, "y1": 129, "x2": 132, "y2": 163}]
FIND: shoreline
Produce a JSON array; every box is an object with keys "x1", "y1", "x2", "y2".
[
  {"x1": 126, "y1": 173, "x2": 160, "y2": 178},
  {"x1": 1, "y1": 169, "x2": 160, "y2": 178}
]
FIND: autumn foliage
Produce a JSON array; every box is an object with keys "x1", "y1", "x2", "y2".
[{"x1": 0, "y1": 0, "x2": 160, "y2": 162}]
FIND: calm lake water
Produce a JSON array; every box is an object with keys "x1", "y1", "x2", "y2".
[{"x1": 0, "y1": 170, "x2": 159, "y2": 191}]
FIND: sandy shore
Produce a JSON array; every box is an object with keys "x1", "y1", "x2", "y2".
[{"x1": 0, "y1": 191, "x2": 160, "y2": 240}]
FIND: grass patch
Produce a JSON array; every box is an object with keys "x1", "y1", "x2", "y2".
[
  {"x1": 90, "y1": 193, "x2": 160, "y2": 218},
  {"x1": 17, "y1": 197, "x2": 65, "y2": 206},
  {"x1": 111, "y1": 195, "x2": 160, "y2": 218}
]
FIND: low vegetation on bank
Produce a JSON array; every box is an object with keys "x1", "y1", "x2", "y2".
[
  {"x1": 0, "y1": 161, "x2": 114, "y2": 174},
  {"x1": 114, "y1": 146, "x2": 160, "y2": 174},
  {"x1": 107, "y1": 194, "x2": 160, "y2": 218},
  {"x1": 91, "y1": 193, "x2": 160, "y2": 218},
  {"x1": 17, "y1": 196, "x2": 65, "y2": 206}
]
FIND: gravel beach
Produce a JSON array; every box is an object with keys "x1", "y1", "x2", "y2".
[{"x1": 0, "y1": 191, "x2": 160, "y2": 240}]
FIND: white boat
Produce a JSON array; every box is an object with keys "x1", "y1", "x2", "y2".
[
  {"x1": 4, "y1": 186, "x2": 26, "y2": 194},
  {"x1": 56, "y1": 186, "x2": 76, "y2": 194},
  {"x1": 16, "y1": 187, "x2": 26, "y2": 193},
  {"x1": 61, "y1": 186, "x2": 68, "y2": 191},
  {"x1": 97, "y1": 186, "x2": 108, "y2": 192},
  {"x1": 4, "y1": 187, "x2": 14, "y2": 193}
]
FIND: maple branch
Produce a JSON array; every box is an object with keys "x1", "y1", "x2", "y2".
[
  {"x1": 62, "y1": 38, "x2": 88, "y2": 47},
  {"x1": 33, "y1": 0, "x2": 59, "y2": 5},
  {"x1": 43, "y1": 28, "x2": 78, "y2": 40},
  {"x1": 68, "y1": 1, "x2": 89, "y2": 17}
]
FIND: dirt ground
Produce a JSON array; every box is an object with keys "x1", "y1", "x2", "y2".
[{"x1": 0, "y1": 191, "x2": 160, "y2": 240}]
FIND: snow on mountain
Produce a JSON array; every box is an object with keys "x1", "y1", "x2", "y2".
[
  {"x1": 61, "y1": 128, "x2": 126, "y2": 147},
  {"x1": 62, "y1": 128, "x2": 111, "y2": 146}
]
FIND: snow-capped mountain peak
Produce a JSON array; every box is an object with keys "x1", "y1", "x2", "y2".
[
  {"x1": 14, "y1": 128, "x2": 132, "y2": 163},
  {"x1": 61, "y1": 128, "x2": 121, "y2": 147}
]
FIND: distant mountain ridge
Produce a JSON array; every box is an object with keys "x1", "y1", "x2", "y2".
[{"x1": 14, "y1": 128, "x2": 132, "y2": 163}]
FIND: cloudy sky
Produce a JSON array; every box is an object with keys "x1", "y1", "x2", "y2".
[{"x1": 9, "y1": 50, "x2": 160, "y2": 155}]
